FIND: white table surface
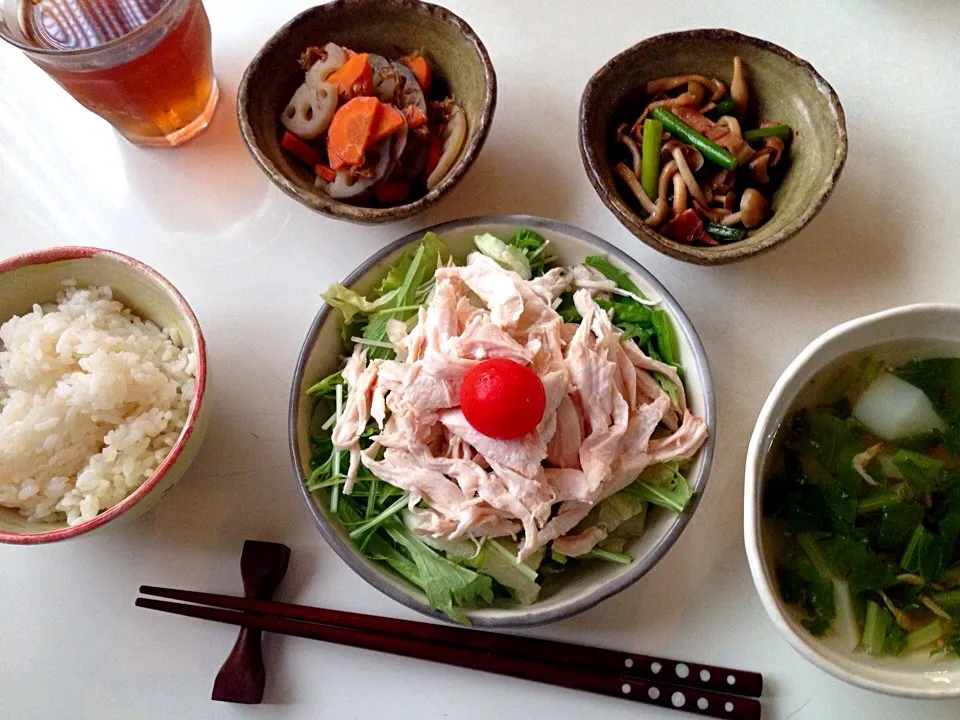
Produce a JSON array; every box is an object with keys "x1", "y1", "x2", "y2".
[{"x1": 2, "y1": 1, "x2": 959, "y2": 718}]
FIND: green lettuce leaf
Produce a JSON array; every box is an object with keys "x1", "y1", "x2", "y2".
[
  {"x1": 338, "y1": 499, "x2": 421, "y2": 582},
  {"x1": 321, "y1": 284, "x2": 398, "y2": 323},
  {"x1": 507, "y1": 228, "x2": 549, "y2": 276},
  {"x1": 477, "y1": 539, "x2": 543, "y2": 605},
  {"x1": 374, "y1": 231, "x2": 450, "y2": 297},
  {"x1": 586, "y1": 256, "x2": 679, "y2": 371},
  {"x1": 583, "y1": 254, "x2": 646, "y2": 298},
  {"x1": 306, "y1": 370, "x2": 343, "y2": 398},
  {"x1": 556, "y1": 292, "x2": 581, "y2": 323},
  {"x1": 575, "y1": 487, "x2": 648, "y2": 537},
  {"x1": 361, "y1": 233, "x2": 450, "y2": 359},
  {"x1": 629, "y1": 463, "x2": 692, "y2": 513},
  {"x1": 474, "y1": 233, "x2": 531, "y2": 279},
  {"x1": 381, "y1": 517, "x2": 493, "y2": 624}
]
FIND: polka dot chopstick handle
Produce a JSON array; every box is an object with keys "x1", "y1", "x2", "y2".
[
  {"x1": 617, "y1": 654, "x2": 763, "y2": 698},
  {"x1": 602, "y1": 677, "x2": 760, "y2": 720}
]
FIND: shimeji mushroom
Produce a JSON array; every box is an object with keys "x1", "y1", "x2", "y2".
[
  {"x1": 613, "y1": 162, "x2": 668, "y2": 227},
  {"x1": 671, "y1": 172, "x2": 688, "y2": 216},
  {"x1": 657, "y1": 158, "x2": 679, "y2": 199},
  {"x1": 748, "y1": 152, "x2": 772, "y2": 184},
  {"x1": 654, "y1": 158, "x2": 684, "y2": 215},
  {"x1": 645, "y1": 74, "x2": 727, "y2": 103},
  {"x1": 730, "y1": 56, "x2": 748, "y2": 119},
  {"x1": 716, "y1": 115, "x2": 755, "y2": 165},
  {"x1": 721, "y1": 188, "x2": 768, "y2": 228},
  {"x1": 636, "y1": 74, "x2": 723, "y2": 124},
  {"x1": 661, "y1": 140, "x2": 707, "y2": 206},
  {"x1": 426, "y1": 105, "x2": 466, "y2": 189},
  {"x1": 639, "y1": 82, "x2": 704, "y2": 122},
  {"x1": 615, "y1": 123, "x2": 642, "y2": 176},
  {"x1": 748, "y1": 136, "x2": 785, "y2": 184},
  {"x1": 762, "y1": 135, "x2": 785, "y2": 165},
  {"x1": 281, "y1": 82, "x2": 338, "y2": 139}
]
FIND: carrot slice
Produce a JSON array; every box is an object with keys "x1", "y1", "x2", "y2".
[
  {"x1": 328, "y1": 52, "x2": 372, "y2": 97},
  {"x1": 314, "y1": 163, "x2": 337, "y2": 183},
  {"x1": 281, "y1": 131, "x2": 322, "y2": 167},
  {"x1": 374, "y1": 180, "x2": 411, "y2": 204},
  {"x1": 400, "y1": 54, "x2": 431, "y2": 92},
  {"x1": 425, "y1": 135, "x2": 444, "y2": 177},
  {"x1": 327, "y1": 96, "x2": 381, "y2": 169},
  {"x1": 369, "y1": 103, "x2": 405, "y2": 145},
  {"x1": 401, "y1": 104, "x2": 427, "y2": 130}
]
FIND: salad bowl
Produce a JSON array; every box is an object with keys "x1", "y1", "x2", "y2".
[
  {"x1": 745, "y1": 304, "x2": 960, "y2": 697},
  {"x1": 289, "y1": 215, "x2": 716, "y2": 626}
]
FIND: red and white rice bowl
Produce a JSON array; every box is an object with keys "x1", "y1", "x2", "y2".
[{"x1": 0, "y1": 247, "x2": 209, "y2": 544}]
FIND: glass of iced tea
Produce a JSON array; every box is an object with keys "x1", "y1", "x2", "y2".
[{"x1": 0, "y1": 0, "x2": 218, "y2": 147}]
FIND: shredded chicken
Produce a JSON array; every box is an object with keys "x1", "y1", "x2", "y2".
[{"x1": 331, "y1": 252, "x2": 708, "y2": 558}]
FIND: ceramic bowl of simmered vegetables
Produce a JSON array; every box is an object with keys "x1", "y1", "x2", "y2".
[
  {"x1": 579, "y1": 29, "x2": 847, "y2": 265},
  {"x1": 238, "y1": 0, "x2": 496, "y2": 224},
  {"x1": 745, "y1": 303, "x2": 960, "y2": 698}
]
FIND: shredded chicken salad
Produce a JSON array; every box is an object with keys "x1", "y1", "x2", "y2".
[{"x1": 306, "y1": 228, "x2": 708, "y2": 622}]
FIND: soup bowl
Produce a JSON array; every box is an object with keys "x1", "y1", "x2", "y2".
[{"x1": 745, "y1": 303, "x2": 960, "y2": 697}]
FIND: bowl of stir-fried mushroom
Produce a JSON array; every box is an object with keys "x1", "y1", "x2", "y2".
[
  {"x1": 580, "y1": 29, "x2": 847, "y2": 265},
  {"x1": 238, "y1": 0, "x2": 496, "y2": 224}
]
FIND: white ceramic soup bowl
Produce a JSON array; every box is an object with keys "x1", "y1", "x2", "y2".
[
  {"x1": 289, "y1": 214, "x2": 716, "y2": 626},
  {"x1": 745, "y1": 303, "x2": 960, "y2": 698},
  {"x1": 0, "y1": 247, "x2": 209, "y2": 545}
]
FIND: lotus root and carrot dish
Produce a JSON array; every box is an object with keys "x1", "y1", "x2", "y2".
[
  {"x1": 305, "y1": 228, "x2": 708, "y2": 622},
  {"x1": 280, "y1": 43, "x2": 466, "y2": 206},
  {"x1": 613, "y1": 57, "x2": 792, "y2": 246}
]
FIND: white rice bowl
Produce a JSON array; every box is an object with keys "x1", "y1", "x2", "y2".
[{"x1": 0, "y1": 281, "x2": 196, "y2": 526}]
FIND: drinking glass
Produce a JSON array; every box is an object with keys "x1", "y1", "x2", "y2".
[{"x1": 0, "y1": 0, "x2": 219, "y2": 147}]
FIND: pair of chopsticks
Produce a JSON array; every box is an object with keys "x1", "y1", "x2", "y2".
[{"x1": 137, "y1": 587, "x2": 762, "y2": 719}]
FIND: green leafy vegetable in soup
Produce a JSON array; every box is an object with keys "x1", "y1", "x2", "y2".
[{"x1": 767, "y1": 355, "x2": 960, "y2": 656}]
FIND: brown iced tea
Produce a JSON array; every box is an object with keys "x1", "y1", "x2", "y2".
[{"x1": 17, "y1": 0, "x2": 217, "y2": 145}]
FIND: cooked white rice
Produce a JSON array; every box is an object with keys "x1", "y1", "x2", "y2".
[{"x1": 0, "y1": 281, "x2": 196, "y2": 526}]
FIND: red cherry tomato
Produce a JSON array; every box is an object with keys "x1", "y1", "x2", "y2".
[{"x1": 460, "y1": 359, "x2": 546, "y2": 439}]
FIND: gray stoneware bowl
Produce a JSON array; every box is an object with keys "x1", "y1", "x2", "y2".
[
  {"x1": 238, "y1": 0, "x2": 496, "y2": 224},
  {"x1": 289, "y1": 215, "x2": 716, "y2": 626},
  {"x1": 580, "y1": 29, "x2": 847, "y2": 265}
]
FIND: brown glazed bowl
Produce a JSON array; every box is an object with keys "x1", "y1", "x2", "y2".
[
  {"x1": 579, "y1": 29, "x2": 847, "y2": 265},
  {"x1": 238, "y1": 0, "x2": 497, "y2": 224}
]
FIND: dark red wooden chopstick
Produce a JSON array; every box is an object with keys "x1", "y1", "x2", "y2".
[
  {"x1": 140, "y1": 585, "x2": 760, "y2": 697},
  {"x1": 137, "y1": 588, "x2": 762, "y2": 719}
]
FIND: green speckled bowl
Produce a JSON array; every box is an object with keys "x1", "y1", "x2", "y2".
[
  {"x1": 580, "y1": 29, "x2": 847, "y2": 265},
  {"x1": 0, "y1": 247, "x2": 209, "y2": 545},
  {"x1": 238, "y1": 0, "x2": 496, "y2": 225}
]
